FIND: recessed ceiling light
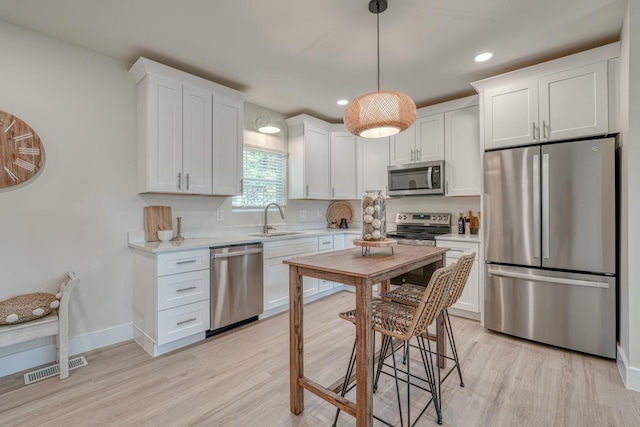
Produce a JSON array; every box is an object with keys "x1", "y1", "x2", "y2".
[
  {"x1": 474, "y1": 52, "x2": 493, "y2": 62},
  {"x1": 337, "y1": 99, "x2": 349, "y2": 106}
]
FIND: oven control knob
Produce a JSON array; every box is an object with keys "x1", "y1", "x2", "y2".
[
  {"x1": 403, "y1": 215, "x2": 407, "y2": 220},
  {"x1": 436, "y1": 215, "x2": 441, "y2": 220}
]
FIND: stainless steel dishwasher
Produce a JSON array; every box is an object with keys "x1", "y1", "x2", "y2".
[{"x1": 208, "y1": 242, "x2": 263, "y2": 336}]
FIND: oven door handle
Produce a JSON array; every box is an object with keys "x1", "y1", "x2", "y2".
[{"x1": 427, "y1": 166, "x2": 433, "y2": 189}]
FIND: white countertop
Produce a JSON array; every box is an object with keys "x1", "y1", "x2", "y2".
[
  {"x1": 128, "y1": 228, "x2": 361, "y2": 254},
  {"x1": 435, "y1": 233, "x2": 482, "y2": 243}
]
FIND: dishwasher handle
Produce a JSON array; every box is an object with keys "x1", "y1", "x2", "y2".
[{"x1": 211, "y1": 248, "x2": 263, "y2": 259}]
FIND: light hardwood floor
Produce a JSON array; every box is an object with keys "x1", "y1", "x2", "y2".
[{"x1": 1, "y1": 291, "x2": 638, "y2": 426}]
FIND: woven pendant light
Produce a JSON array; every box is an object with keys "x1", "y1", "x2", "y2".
[{"x1": 344, "y1": 0, "x2": 416, "y2": 139}]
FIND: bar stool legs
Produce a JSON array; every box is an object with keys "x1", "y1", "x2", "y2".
[{"x1": 443, "y1": 309, "x2": 464, "y2": 387}]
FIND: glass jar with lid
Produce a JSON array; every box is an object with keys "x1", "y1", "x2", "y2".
[{"x1": 361, "y1": 190, "x2": 386, "y2": 241}]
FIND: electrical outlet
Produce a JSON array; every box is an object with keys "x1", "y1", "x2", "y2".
[
  {"x1": 299, "y1": 210, "x2": 307, "y2": 219},
  {"x1": 216, "y1": 209, "x2": 224, "y2": 221}
]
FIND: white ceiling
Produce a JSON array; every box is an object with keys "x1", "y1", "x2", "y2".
[{"x1": 0, "y1": 0, "x2": 627, "y2": 122}]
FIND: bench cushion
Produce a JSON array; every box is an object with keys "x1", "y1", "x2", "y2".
[{"x1": 0, "y1": 293, "x2": 59, "y2": 325}]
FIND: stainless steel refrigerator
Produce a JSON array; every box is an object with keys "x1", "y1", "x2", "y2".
[{"x1": 483, "y1": 136, "x2": 616, "y2": 358}]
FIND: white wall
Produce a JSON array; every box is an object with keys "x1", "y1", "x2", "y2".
[
  {"x1": 0, "y1": 20, "x2": 141, "y2": 372},
  {"x1": 617, "y1": 2, "x2": 640, "y2": 391}
]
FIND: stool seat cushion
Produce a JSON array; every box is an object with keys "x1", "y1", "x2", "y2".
[{"x1": 0, "y1": 292, "x2": 59, "y2": 325}]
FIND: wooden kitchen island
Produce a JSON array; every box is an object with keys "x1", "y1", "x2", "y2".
[{"x1": 285, "y1": 245, "x2": 449, "y2": 427}]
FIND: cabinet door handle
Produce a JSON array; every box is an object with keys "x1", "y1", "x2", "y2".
[
  {"x1": 416, "y1": 148, "x2": 421, "y2": 161},
  {"x1": 185, "y1": 173, "x2": 190, "y2": 191},
  {"x1": 176, "y1": 318, "x2": 197, "y2": 326},
  {"x1": 532, "y1": 122, "x2": 538, "y2": 141},
  {"x1": 410, "y1": 149, "x2": 414, "y2": 161},
  {"x1": 240, "y1": 179, "x2": 243, "y2": 194},
  {"x1": 446, "y1": 181, "x2": 449, "y2": 195},
  {"x1": 305, "y1": 185, "x2": 309, "y2": 197},
  {"x1": 176, "y1": 259, "x2": 197, "y2": 265},
  {"x1": 177, "y1": 286, "x2": 197, "y2": 293},
  {"x1": 542, "y1": 120, "x2": 548, "y2": 139},
  {"x1": 178, "y1": 173, "x2": 182, "y2": 190},
  {"x1": 332, "y1": 187, "x2": 335, "y2": 198}
]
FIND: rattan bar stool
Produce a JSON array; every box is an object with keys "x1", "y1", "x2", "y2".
[
  {"x1": 379, "y1": 252, "x2": 476, "y2": 388},
  {"x1": 333, "y1": 263, "x2": 456, "y2": 427}
]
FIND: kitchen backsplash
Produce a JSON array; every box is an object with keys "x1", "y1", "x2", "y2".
[{"x1": 134, "y1": 193, "x2": 479, "y2": 237}]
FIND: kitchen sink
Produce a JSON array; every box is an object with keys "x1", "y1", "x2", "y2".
[{"x1": 249, "y1": 232, "x2": 307, "y2": 237}]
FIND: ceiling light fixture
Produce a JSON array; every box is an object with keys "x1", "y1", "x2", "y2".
[
  {"x1": 256, "y1": 112, "x2": 281, "y2": 134},
  {"x1": 343, "y1": 0, "x2": 416, "y2": 139},
  {"x1": 474, "y1": 52, "x2": 493, "y2": 62},
  {"x1": 337, "y1": 99, "x2": 349, "y2": 106}
]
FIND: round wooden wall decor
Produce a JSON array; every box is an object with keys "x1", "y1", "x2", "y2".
[{"x1": 0, "y1": 110, "x2": 45, "y2": 189}]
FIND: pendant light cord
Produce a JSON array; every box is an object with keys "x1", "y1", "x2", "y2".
[{"x1": 376, "y1": 4, "x2": 380, "y2": 92}]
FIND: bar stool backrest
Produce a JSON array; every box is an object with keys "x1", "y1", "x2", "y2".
[
  {"x1": 412, "y1": 263, "x2": 456, "y2": 337},
  {"x1": 444, "y1": 252, "x2": 476, "y2": 309}
]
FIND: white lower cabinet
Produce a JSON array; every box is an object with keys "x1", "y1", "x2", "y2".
[
  {"x1": 263, "y1": 237, "x2": 318, "y2": 312},
  {"x1": 262, "y1": 234, "x2": 351, "y2": 316},
  {"x1": 435, "y1": 238, "x2": 480, "y2": 319},
  {"x1": 318, "y1": 235, "x2": 335, "y2": 292},
  {"x1": 132, "y1": 248, "x2": 210, "y2": 356}
]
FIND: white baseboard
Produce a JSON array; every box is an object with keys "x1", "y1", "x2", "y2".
[
  {"x1": 0, "y1": 323, "x2": 133, "y2": 378},
  {"x1": 617, "y1": 344, "x2": 640, "y2": 392}
]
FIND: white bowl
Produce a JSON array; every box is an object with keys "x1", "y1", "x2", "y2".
[{"x1": 158, "y1": 230, "x2": 173, "y2": 242}]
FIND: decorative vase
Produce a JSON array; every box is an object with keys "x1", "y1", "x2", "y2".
[{"x1": 361, "y1": 190, "x2": 386, "y2": 241}]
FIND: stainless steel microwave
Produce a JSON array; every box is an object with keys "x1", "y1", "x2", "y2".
[{"x1": 387, "y1": 161, "x2": 445, "y2": 196}]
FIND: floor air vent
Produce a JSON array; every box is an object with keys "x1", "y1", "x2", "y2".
[{"x1": 23, "y1": 356, "x2": 88, "y2": 384}]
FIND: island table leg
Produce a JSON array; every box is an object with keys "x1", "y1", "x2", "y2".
[
  {"x1": 289, "y1": 266, "x2": 304, "y2": 414},
  {"x1": 355, "y1": 278, "x2": 374, "y2": 427}
]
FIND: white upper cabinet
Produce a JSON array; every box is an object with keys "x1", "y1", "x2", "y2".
[
  {"x1": 538, "y1": 62, "x2": 609, "y2": 141},
  {"x1": 212, "y1": 95, "x2": 243, "y2": 195},
  {"x1": 182, "y1": 85, "x2": 213, "y2": 194},
  {"x1": 303, "y1": 125, "x2": 330, "y2": 199},
  {"x1": 415, "y1": 113, "x2": 445, "y2": 162},
  {"x1": 357, "y1": 136, "x2": 390, "y2": 198},
  {"x1": 330, "y1": 132, "x2": 357, "y2": 200},
  {"x1": 484, "y1": 80, "x2": 539, "y2": 149},
  {"x1": 287, "y1": 115, "x2": 331, "y2": 199},
  {"x1": 143, "y1": 75, "x2": 183, "y2": 193},
  {"x1": 474, "y1": 43, "x2": 620, "y2": 150},
  {"x1": 129, "y1": 57, "x2": 245, "y2": 195},
  {"x1": 390, "y1": 110, "x2": 444, "y2": 165},
  {"x1": 444, "y1": 105, "x2": 481, "y2": 196},
  {"x1": 389, "y1": 121, "x2": 415, "y2": 165}
]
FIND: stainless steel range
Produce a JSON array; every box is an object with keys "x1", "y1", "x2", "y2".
[
  {"x1": 387, "y1": 212, "x2": 451, "y2": 246},
  {"x1": 387, "y1": 212, "x2": 451, "y2": 285}
]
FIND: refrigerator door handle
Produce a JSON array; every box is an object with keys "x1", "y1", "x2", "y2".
[
  {"x1": 533, "y1": 154, "x2": 540, "y2": 258},
  {"x1": 487, "y1": 268, "x2": 610, "y2": 289},
  {"x1": 542, "y1": 153, "x2": 550, "y2": 259}
]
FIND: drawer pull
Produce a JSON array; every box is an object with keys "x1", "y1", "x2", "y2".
[
  {"x1": 448, "y1": 248, "x2": 466, "y2": 252},
  {"x1": 176, "y1": 286, "x2": 197, "y2": 293},
  {"x1": 176, "y1": 318, "x2": 197, "y2": 326},
  {"x1": 176, "y1": 259, "x2": 197, "y2": 265},
  {"x1": 322, "y1": 241, "x2": 332, "y2": 245}
]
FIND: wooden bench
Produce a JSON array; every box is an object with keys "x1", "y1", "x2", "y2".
[{"x1": 0, "y1": 272, "x2": 80, "y2": 379}]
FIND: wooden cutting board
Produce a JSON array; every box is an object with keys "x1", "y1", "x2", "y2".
[{"x1": 144, "y1": 206, "x2": 172, "y2": 242}]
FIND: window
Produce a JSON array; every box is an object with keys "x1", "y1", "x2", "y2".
[{"x1": 233, "y1": 148, "x2": 287, "y2": 210}]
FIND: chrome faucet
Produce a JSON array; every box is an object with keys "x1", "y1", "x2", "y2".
[{"x1": 263, "y1": 202, "x2": 285, "y2": 234}]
